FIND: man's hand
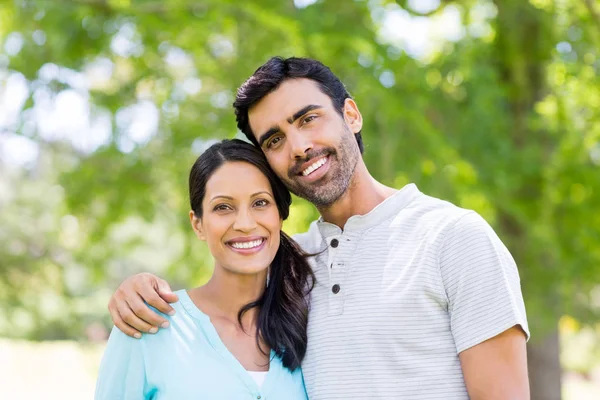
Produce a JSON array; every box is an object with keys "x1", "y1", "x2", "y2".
[
  {"x1": 108, "y1": 273, "x2": 179, "y2": 338},
  {"x1": 459, "y1": 325, "x2": 529, "y2": 400}
]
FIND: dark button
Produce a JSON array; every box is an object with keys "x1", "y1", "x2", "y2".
[
  {"x1": 332, "y1": 284, "x2": 340, "y2": 294},
  {"x1": 330, "y1": 238, "x2": 339, "y2": 248}
]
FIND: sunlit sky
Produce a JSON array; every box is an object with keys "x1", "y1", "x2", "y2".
[{"x1": 0, "y1": 0, "x2": 495, "y2": 168}]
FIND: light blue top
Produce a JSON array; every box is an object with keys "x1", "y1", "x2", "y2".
[{"x1": 95, "y1": 289, "x2": 308, "y2": 400}]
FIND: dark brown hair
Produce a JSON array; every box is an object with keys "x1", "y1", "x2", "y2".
[
  {"x1": 189, "y1": 139, "x2": 315, "y2": 370},
  {"x1": 234, "y1": 56, "x2": 364, "y2": 153}
]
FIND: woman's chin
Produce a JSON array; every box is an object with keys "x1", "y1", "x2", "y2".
[
  {"x1": 222, "y1": 254, "x2": 277, "y2": 276},
  {"x1": 224, "y1": 264, "x2": 270, "y2": 277}
]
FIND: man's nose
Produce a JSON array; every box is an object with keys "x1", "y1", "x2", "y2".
[{"x1": 288, "y1": 130, "x2": 313, "y2": 159}]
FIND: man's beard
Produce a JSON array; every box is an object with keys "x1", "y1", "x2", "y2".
[{"x1": 284, "y1": 125, "x2": 360, "y2": 208}]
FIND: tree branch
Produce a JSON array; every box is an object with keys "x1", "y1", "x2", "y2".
[
  {"x1": 64, "y1": 0, "x2": 207, "y2": 15},
  {"x1": 394, "y1": 0, "x2": 452, "y2": 17},
  {"x1": 583, "y1": 0, "x2": 600, "y2": 34}
]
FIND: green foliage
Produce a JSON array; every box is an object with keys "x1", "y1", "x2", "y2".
[{"x1": 0, "y1": 0, "x2": 599, "y2": 343}]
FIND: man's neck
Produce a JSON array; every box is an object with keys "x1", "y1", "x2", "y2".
[{"x1": 317, "y1": 160, "x2": 396, "y2": 229}]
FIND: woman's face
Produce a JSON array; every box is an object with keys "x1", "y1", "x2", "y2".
[{"x1": 191, "y1": 161, "x2": 282, "y2": 276}]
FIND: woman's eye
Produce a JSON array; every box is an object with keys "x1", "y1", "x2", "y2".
[
  {"x1": 213, "y1": 204, "x2": 231, "y2": 212},
  {"x1": 254, "y1": 199, "x2": 269, "y2": 207}
]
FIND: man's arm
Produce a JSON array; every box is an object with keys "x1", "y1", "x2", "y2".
[
  {"x1": 108, "y1": 273, "x2": 179, "y2": 338},
  {"x1": 459, "y1": 325, "x2": 529, "y2": 400},
  {"x1": 438, "y1": 211, "x2": 530, "y2": 399}
]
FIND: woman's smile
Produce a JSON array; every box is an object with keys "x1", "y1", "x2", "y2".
[{"x1": 226, "y1": 236, "x2": 268, "y2": 254}]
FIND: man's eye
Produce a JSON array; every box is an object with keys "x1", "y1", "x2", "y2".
[
  {"x1": 267, "y1": 136, "x2": 282, "y2": 148},
  {"x1": 302, "y1": 115, "x2": 317, "y2": 124}
]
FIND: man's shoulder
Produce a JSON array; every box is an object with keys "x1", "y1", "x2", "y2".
[
  {"x1": 291, "y1": 220, "x2": 321, "y2": 251},
  {"x1": 399, "y1": 189, "x2": 474, "y2": 229},
  {"x1": 409, "y1": 191, "x2": 505, "y2": 254}
]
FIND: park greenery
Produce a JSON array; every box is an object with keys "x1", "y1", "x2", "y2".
[{"x1": 1, "y1": 0, "x2": 599, "y2": 398}]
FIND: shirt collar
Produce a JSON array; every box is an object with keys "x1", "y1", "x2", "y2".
[{"x1": 316, "y1": 183, "x2": 421, "y2": 237}]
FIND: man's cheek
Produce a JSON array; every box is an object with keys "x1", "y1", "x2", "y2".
[{"x1": 268, "y1": 159, "x2": 287, "y2": 179}]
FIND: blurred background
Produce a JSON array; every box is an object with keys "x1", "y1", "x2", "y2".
[{"x1": 0, "y1": 0, "x2": 599, "y2": 399}]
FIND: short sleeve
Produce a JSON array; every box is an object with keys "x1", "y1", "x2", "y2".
[
  {"x1": 95, "y1": 326, "x2": 151, "y2": 400},
  {"x1": 439, "y1": 211, "x2": 530, "y2": 354}
]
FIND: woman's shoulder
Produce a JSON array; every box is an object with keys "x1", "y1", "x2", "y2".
[
  {"x1": 142, "y1": 289, "x2": 197, "y2": 340},
  {"x1": 148, "y1": 289, "x2": 189, "y2": 318}
]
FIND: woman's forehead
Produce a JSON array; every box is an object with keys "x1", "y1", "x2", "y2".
[{"x1": 205, "y1": 162, "x2": 272, "y2": 199}]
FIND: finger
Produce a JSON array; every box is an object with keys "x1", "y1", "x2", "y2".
[
  {"x1": 112, "y1": 309, "x2": 143, "y2": 339},
  {"x1": 123, "y1": 295, "x2": 167, "y2": 330},
  {"x1": 156, "y1": 279, "x2": 179, "y2": 305},
  {"x1": 140, "y1": 284, "x2": 176, "y2": 316},
  {"x1": 108, "y1": 297, "x2": 123, "y2": 327}
]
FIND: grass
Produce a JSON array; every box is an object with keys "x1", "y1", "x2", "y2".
[
  {"x1": 1, "y1": 331, "x2": 600, "y2": 399},
  {"x1": 0, "y1": 338, "x2": 104, "y2": 399}
]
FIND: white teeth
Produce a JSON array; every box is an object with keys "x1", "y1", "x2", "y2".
[
  {"x1": 230, "y1": 239, "x2": 263, "y2": 249},
  {"x1": 302, "y1": 157, "x2": 327, "y2": 176}
]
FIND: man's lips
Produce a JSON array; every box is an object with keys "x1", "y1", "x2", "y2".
[
  {"x1": 299, "y1": 156, "x2": 328, "y2": 176},
  {"x1": 290, "y1": 151, "x2": 332, "y2": 176}
]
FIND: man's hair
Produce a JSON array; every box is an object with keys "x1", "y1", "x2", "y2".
[{"x1": 233, "y1": 56, "x2": 364, "y2": 154}]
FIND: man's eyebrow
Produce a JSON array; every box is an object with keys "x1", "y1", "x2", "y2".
[
  {"x1": 258, "y1": 126, "x2": 281, "y2": 148},
  {"x1": 257, "y1": 104, "x2": 323, "y2": 148},
  {"x1": 287, "y1": 104, "x2": 323, "y2": 124}
]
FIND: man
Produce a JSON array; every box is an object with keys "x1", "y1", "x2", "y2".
[{"x1": 108, "y1": 57, "x2": 530, "y2": 399}]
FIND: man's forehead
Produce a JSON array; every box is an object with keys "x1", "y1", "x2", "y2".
[{"x1": 248, "y1": 78, "x2": 332, "y2": 125}]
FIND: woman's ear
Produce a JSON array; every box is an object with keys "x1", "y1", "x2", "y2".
[{"x1": 189, "y1": 210, "x2": 206, "y2": 241}]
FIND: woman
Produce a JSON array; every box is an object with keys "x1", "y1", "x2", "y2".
[{"x1": 95, "y1": 139, "x2": 314, "y2": 399}]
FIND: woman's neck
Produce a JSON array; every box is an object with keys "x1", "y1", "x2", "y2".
[{"x1": 190, "y1": 268, "x2": 267, "y2": 327}]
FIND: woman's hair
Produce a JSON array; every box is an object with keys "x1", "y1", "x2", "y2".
[{"x1": 189, "y1": 139, "x2": 315, "y2": 370}]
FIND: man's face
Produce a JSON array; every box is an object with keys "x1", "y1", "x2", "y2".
[{"x1": 248, "y1": 78, "x2": 363, "y2": 208}]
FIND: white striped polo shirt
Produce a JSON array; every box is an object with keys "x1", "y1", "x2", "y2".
[{"x1": 293, "y1": 183, "x2": 529, "y2": 399}]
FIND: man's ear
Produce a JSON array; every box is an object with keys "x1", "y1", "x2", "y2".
[
  {"x1": 189, "y1": 210, "x2": 206, "y2": 241},
  {"x1": 343, "y1": 98, "x2": 363, "y2": 134}
]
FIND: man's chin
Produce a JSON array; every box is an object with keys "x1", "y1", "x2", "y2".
[
  {"x1": 293, "y1": 187, "x2": 342, "y2": 208},
  {"x1": 289, "y1": 181, "x2": 326, "y2": 198}
]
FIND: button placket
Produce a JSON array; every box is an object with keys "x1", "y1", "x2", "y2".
[
  {"x1": 328, "y1": 235, "x2": 347, "y2": 315},
  {"x1": 325, "y1": 236, "x2": 338, "y2": 278},
  {"x1": 328, "y1": 236, "x2": 344, "y2": 270},
  {"x1": 331, "y1": 232, "x2": 361, "y2": 310}
]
